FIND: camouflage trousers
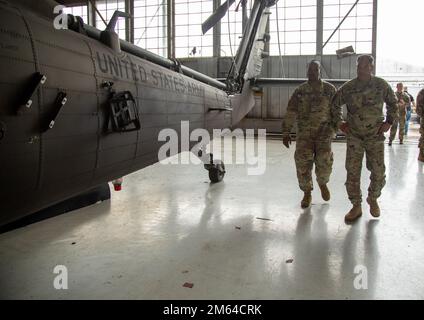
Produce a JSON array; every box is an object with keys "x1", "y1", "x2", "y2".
[
  {"x1": 294, "y1": 137, "x2": 333, "y2": 192},
  {"x1": 345, "y1": 135, "x2": 386, "y2": 205},
  {"x1": 389, "y1": 114, "x2": 406, "y2": 142}
]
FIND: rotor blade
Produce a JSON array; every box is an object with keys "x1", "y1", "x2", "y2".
[{"x1": 201, "y1": 0, "x2": 236, "y2": 34}]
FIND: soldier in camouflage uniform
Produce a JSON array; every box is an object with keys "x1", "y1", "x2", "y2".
[
  {"x1": 332, "y1": 55, "x2": 398, "y2": 223},
  {"x1": 282, "y1": 60, "x2": 337, "y2": 208},
  {"x1": 417, "y1": 88, "x2": 424, "y2": 162},
  {"x1": 388, "y1": 83, "x2": 410, "y2": 145}
]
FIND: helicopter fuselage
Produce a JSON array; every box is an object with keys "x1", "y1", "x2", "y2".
[{"x1": 0, "y1": 1, "x2": 231, "y2": 225}]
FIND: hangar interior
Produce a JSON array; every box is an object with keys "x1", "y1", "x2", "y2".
[
  {"x1": 61, "y1": 0, "x2": 373, "y2": 132},
  {"x1": 0, "y1": 0, "x2": 424, "y2": 300}
]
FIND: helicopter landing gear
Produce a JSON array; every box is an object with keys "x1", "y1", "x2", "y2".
[
  {"x1": 205, "y1": 159, "x2": 226, "y2": 183},
  {"x1": 197, "y1": 148, "x2": 226, "y2": 183}
]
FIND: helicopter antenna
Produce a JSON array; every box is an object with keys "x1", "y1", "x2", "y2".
[
  {"x1": 100, "y1": 10, "x2": 130, "y2": 52},
  {"x1": 106, "y1": 10, "x2": 131, "y2": 32}
]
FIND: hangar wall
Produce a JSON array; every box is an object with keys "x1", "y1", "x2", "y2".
[{"x1": 181, "y1": 55, "x2": 359, "y2": 132}]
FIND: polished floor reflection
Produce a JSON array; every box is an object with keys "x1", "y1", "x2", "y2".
[{"x1": 0, "y1": 125, "x2": 423, "y2": 299}]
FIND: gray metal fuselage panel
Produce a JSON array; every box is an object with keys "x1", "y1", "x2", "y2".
[{"x1": 0, "y1": 2, "x2": 231, "y2": 225}]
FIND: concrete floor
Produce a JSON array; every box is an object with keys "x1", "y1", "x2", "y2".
[{"x1": 1, "y1": 124, "x2": 424, "y2": 300}]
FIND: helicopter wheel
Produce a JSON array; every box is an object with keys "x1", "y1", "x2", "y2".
[{"x1": 207, "y1": 160, "x2": 226, "y2": 183}]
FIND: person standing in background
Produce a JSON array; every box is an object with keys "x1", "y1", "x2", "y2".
[
  {"x1": 416, "y1": 89, "x2": 424, "y2": 162},
  {"x1": 404, "y1": 86, "x2": 416, "y2": 136},
  {"x1": 389, "y1": 83, "x2": 410, "y2": 146}
]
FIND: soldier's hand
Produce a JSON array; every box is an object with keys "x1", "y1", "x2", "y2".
[
  {"x1": 283, "y1": 135, "x2": 291, "y2": 148},
  {"x1": 378, "y1": 122, "x2": 391, "y2": 134},
  {"x1": 339, "y1": 121, "x2": 349, "y2": 134}
]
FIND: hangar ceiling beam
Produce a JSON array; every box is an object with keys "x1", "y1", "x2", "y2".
[
  {"x1": 372, "y1": 0, "x2": 378, "y2": 69},
  {"x1": 213, "y1": 0, "x2": 221, "y2": 57},
  {"x1": 167, "y1": 0, "x2": 175, "y2": 58},
  {"x1": 316, "y1": 0, "x2": 323, "y2": 56}
]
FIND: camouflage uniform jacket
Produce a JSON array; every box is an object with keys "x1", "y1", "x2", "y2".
[
  {"x1": 282, "y1": 80, "x2": 337, "y2": 139},
  {"x1": 395, "y1": 91, "x2": 410, "y2": 117},
  {"x1": 417, "y1": 89, "x2": 424, "y2": 117},
  {"x1": 331, "y1": 76, "x2": 398, "y2": 139}
]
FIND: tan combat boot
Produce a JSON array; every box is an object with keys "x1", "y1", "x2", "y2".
[
  {"x1": 345, "y1": 205, "x2": 362, "y2": 223},
  {"x1": 367, "y1": 197, "x2": 380, "y2": 218},
  {"x1": 301, "y1": 192, "x2": 312, "y2": 209},
  {"x1": 418, "y1": 150, "x2": 424, "y2": 162},
  {"x1": 319, "y1": 184, "x2": 330, "y2": 201}
]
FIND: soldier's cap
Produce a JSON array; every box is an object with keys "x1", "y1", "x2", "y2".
[
  {"x1": 357, "y1": 54, "x2": 374, "y2": 65},
  {"x1": 308, "y1": 60, "x2": 321, "y2": 67}
]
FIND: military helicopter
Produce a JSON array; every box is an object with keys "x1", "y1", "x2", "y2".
[{"x1": 0, "y1": 0, "x2": 276, "y2": 226}]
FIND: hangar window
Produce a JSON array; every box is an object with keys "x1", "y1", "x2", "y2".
[
  {"x1": 175, "y1": 0, "x2": 214, "y2": 58},
  {"x1": 63, "y1": 4, "x2": 88, "y2": 25},
  {"x1": 269, "y1": 0, "x2": 317, "y2": 56},
  {"x1": 323, "y1": 0, "x2": 373, "y2": 54},
  {"x1": 220, "y1": 3, "x2": 251, "y2": 57},
  {"x1": 95, "y1": 0, "x2": 127, "y2": 41},
  {"x1": 133, "y1": 0, "x2": 168, "y2": 57}
]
